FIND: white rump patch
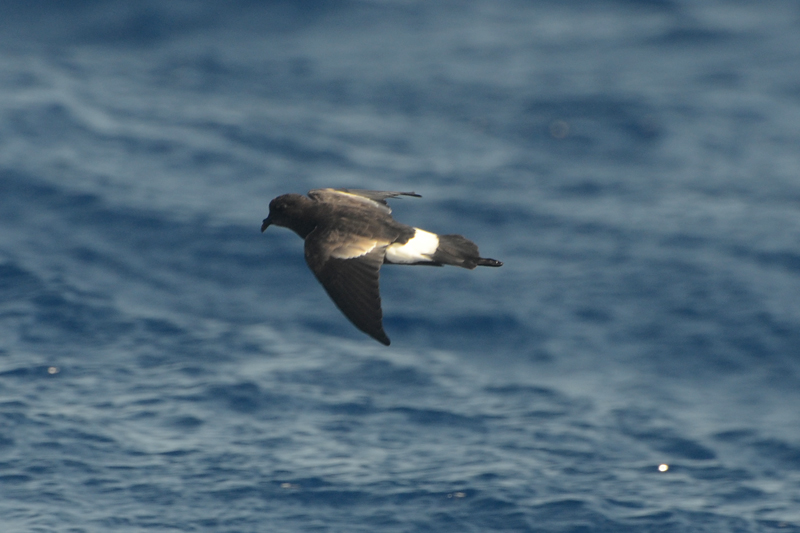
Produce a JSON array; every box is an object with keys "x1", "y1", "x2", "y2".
[{"x1": 385, "y1": 228, "x2": 440, "y2": 264}]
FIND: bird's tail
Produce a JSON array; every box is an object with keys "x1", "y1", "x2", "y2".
[{"x1": 433, "y1": 234, "x2": 503, "y2": 270}]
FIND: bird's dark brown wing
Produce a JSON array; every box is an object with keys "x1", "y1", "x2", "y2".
[
  {"x1": 304, "y1": 228, "x2": 390, "y2": 345},
  {"x1": 308, "y1": 188, "x2": 420, "y2": 214}
]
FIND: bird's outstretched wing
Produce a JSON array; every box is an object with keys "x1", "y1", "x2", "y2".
[
  {"x1": 304, "y1": 226, "x2": 391, "y2": 345},
  {"x1": 309, "y1": 188, "x2": 420, "y2": 214}
]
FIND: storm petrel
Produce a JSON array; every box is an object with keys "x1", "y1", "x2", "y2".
[{"x1": 261, "y1": 188, "x2": 502, "y2": 345}]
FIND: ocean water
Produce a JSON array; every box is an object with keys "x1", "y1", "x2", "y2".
[{"x1": 1, "y1": 1, "x2": 800, "y2": 531}]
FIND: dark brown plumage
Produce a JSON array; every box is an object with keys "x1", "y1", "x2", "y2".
[{"x1": 261, "y1": 188, "x2": 502, "y2": 345}]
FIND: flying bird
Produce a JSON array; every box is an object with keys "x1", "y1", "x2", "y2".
[{"x1": 261, "y1": 188, "x2": 502, "y2": 345}]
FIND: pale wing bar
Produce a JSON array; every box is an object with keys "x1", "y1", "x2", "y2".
[{"x1": 309, "y1": 188, "x2": 421, "y2": 214}]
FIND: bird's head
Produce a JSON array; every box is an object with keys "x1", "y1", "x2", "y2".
[{"x1": 261, "y1": 194, "x2": 316, "y2": 237}]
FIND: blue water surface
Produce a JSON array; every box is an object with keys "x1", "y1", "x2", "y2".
[{"x1": 1, "y1": 1, "x2": 800, "y2": 531}]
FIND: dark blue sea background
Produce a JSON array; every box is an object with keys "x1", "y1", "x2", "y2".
[{"x1": 2, "y1": 1, "x2": 800, "y2": 531}]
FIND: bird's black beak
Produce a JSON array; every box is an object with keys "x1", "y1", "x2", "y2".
[{"x1": 260, "y1": 216, "x2": 271, "y2": 233}]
